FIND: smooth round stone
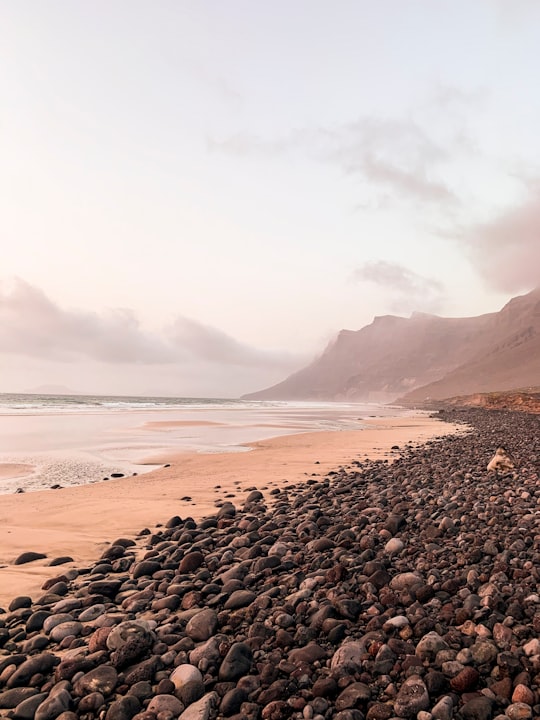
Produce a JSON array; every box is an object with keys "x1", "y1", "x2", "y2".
[
  {"x1": 26, "y1": 611, "x2": 52, "y2": 633},
  {"x1": 8, "y1": 596, "x2": 32, "y2": 612},
  {"x1": 384, "y1": 538, "x2": 404, "y2": 554},
  {"x1": 43, "y1": 614, "x2": 74, "y2": 633},
  {"x1": 78, "y1": 604, "x2": 106, "y2": 622},
  {"x1": 12, "y1": 693, "x2": 47, "y2": 719},
  {"x1": 77, "y1": 692, "x2": 105, "y2": 713},
  {"x1": 14, "y1": 551, "x2": 47, "y2": 565},
  {"x1": 49, "y1": 621, "x2": 83, "y2": 643},
  {"x1": 51, "y1": 598, "x2": 81, "y2": 613},
  {"x1": 185, "y1": 609, "x2": 218, "y2": 642},
  {"x1": 223, "y1": 590, "x2": 256, "y2": 610},
  {"x1": 0, "y1": 687, "x2": 39, "y2": 709},
  {"x1": 34, "y1": 689, "x2": 71, "y2": 720},
  {"x1": 169, "y1": 664, "x2": 203, "y2": 691},
  {"x1": 382, "y1": 615, "x2": 409, "y2": 630},
  {"x1": 389, "y1": 572, "x2": 422, "y2": 591},
  {"x1": 6, "y1": 654, "x2": 58, "y2": 688},
  {"x1": 218, "y1": 643, "x2": 253, "y2": 681}
]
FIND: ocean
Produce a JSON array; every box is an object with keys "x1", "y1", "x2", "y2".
[{"x1": 0, "y1": 393, "x2": 407, "y2": 494}]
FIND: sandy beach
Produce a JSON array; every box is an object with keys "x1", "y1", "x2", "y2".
[{"x1": 0, "y1": 414, "x2": 459, "y2": 610}]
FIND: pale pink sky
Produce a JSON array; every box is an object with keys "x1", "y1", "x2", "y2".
[{"x1": 1, "y1": 1, "x2": 539, "y2": 396}]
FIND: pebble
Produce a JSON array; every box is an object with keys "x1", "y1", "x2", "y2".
[{"x1": 1, "y1": 408, "x2": 540, "y2": 719}]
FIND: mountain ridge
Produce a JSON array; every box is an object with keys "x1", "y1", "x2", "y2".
[{"x1": 244, "y1": 287, "x2": 540, "y2": 403}]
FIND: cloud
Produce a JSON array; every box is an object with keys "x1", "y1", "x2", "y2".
[
  {"x1": 0, "y1": 278, "x2": 302, "y2": 372},
  {"x1": 170, "y1": 316, "x2": 300, "y2": 370},
  {"x1": 461, "y1": 190, "x2": 540, "y2": 293},
  {"x1": 353, "y1": 261, "x2": 444, "y2": 314},
  {"x1": 210, "y1": 116, "x2": 458, "y2": 207},
  {"x1": 0, "y1": 279, "x2": 176, "y2": 363}
]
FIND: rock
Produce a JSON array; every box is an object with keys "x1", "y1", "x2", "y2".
[
  {"x1": 505, "y1": 703, "x2": 533, "y2": 720},
  {"x1": 170, "y1": 664, "x2": 203, "y2": 689},
  {"x1": 48, "y1": 557, "x2": 74, "y2": 566},
  {"x1": 0, "y1": 688, "x2": 39, "y2": 709},
  {"x1": 393, "y1": 675, "x2": 429, "y2": 718},
  {"x1": 105, "y1": 695, "x2": 141, "y2": 720},
  {"x1": 335, "y1": 682, "x2": 371, "y2": 709},
  {"x1": 178, "y1": 551, "x2": 205, "y2": 573},
  {"x1": 170, "y1": 664, "x2": 204, "y2": 705},
  {"x1": 106, "y1": 621, "x2": 153, "y2": 651},
  {"x1": 365, "y1": 703, "x2": 394, "y2": 720},
  {"x1": 220, "y1": 687, "x2": 248, "y2": 716},
  {"x1": 415, "y1": 632, "x2": 449, "y2": 662},
  {"x1": 146, "y1": 694, "x2": 184, "y2": 716},
  {"x1": 219, "y1": 643, "x2": 253, "y2": 681},
  {"x1": 450, "y1": 666, "x2": 479, "y2": 692},
  {"x1": 8, "y1": 596, "x2": 32, "y2": 611},
  {"x1": 185, "y1": 609, "x2": 218, "y2": 642},
  {"x1": 12, "y1": 693, "x2": 48, "y2": 719},
  {"x1": 178, "y1": 691, "x2": 218, "y2": 719},
  {"x1": 14, "y1": 551, "x2": 47, "y2": 565},
  {"x1": 288, "y1": 643, "x2": 327, "y2": 665},
  {"x1": 49, "y1": 621, "x2": 83, "y2": 643},
  {"x1": 7, "y1": 653, "x2": 58, "y2": 688},
  {"x1": 431, "y1": 695, "x2": 454, "y2": 720},
  {"x1": 223, "y1": 590, "x2": 256, "y2": 610},
  {"x1": 73, "y1": 666, "x2": 118, "y2": 697},
  {"x1": 511, "y1": 685, "x2": 534, "y2": 705},
  {"x1": 35, "y1": 688, "x2": 72, "y2": 720},
  {"x1": 384, "y1": 538, "x2": 404, "y2": 555},
  {"x1": 460, "y1": 696, "x2": 494, "y2": 720},
  {"x1": 132, "y1": 560, "x2": 161, "y2": 579},
  {"x1": 26, "y1": 610, "x2": 52, "y2": 632},
  {"x1": 330, "y1": 641, "x2": 367, "y2": 672},
  {"x1": 77, "y1": 692, "x2": 106, "y2": 714},
  {"x1": 261, "y1": 700, "x2": 293, "y2": 719},
  {"x1": 389, "y1": 572, "x2": 422, "y2": 591}
]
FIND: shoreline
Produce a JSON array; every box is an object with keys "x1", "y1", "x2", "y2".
[
  {"x1": 0, "y1": 402, "x2": 404, "y2": 492},
  {"x1": 0, "y1": 415, "x2": 460, "y2": 610}
]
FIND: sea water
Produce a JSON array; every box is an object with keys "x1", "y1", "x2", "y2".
[{"x1": 0, "y1": 393, "x2": 408, "y2": 494}]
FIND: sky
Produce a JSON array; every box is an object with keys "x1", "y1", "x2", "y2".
[{"x1": 1, "y1": 0, "x2": 540, "y2": 397}]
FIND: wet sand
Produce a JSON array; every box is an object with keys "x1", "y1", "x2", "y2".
[
  {"x1": 0, "y1": 415, "x2": 459, "y2": 609},
  {"x1": 0, "y1": 462, "x2": 34, "y2": 481}
]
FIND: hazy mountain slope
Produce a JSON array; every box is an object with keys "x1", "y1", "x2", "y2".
[
  {"x1": 244, "y1": 288, "x2": 540, "y2": 403},
  {"x1": 398, "y1": 288, "x2": 540, "y2": 404},
  {"x1": 244, "y1": 311, "x2": 497, "y2": 401}
]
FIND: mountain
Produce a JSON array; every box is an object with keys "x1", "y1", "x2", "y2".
[
  {"x1": 243, "y1": 288, "x2": 540, "y2": 403},
  {"x1": 398, "y1": 287, "x2": 540, "y2": 404}
]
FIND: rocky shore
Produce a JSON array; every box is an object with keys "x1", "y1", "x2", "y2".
[{"x1": 1, "y1": 408, "x2": 540, "y2": 720}]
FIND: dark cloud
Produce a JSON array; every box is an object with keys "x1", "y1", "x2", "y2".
[
  {"x1": 461, "y1": 191, "x2": 540, "y2": 293},
  {"x1": 0, "y1": 279, "x2": 302, "y2": 372},
  {"x1": 353, "y1": 261, "x2": 444, "y2": 313}
]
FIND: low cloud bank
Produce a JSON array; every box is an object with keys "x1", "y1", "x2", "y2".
[{"x1": 0, "y1": 279, "x2": 301, "y2": 372}]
